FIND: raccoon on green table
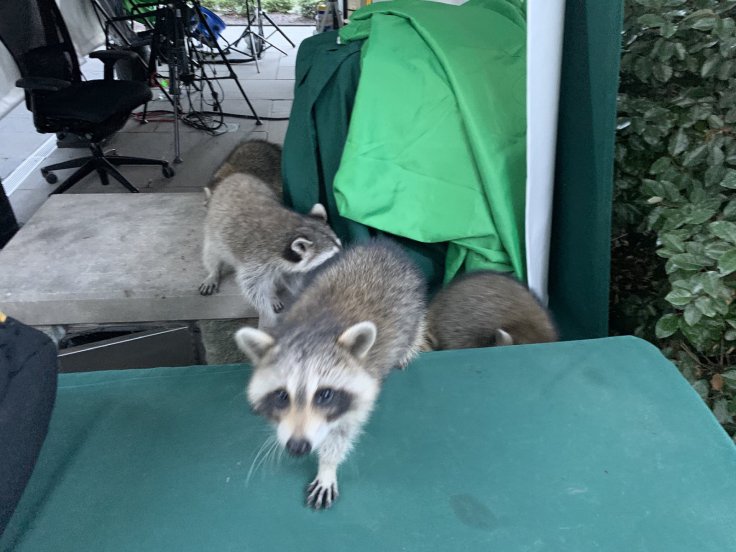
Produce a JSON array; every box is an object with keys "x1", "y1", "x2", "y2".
[
  {"x1": 235, "y1": 239, "x2": 427, "y2": 509},
  {"x1": 426, "y1": 270, "x2": 558, "y2": 350}
]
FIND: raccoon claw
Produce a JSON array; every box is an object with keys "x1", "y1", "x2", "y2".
[
  {"x1": 199, "y1": 283, "x2": 217, "y2": 295},
  {"x1": 272, "y1": 300, "x2": 284, "y2": 313},
  {"x1": 306, "y1": 479, "x2": 339, "y2": 510},
  {"x1": 199, "y1": 277, "x2": 219, "y2": 296}
]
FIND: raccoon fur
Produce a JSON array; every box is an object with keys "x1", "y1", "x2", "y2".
[
  {"x1": 426, "y1": 270, "x2": 558, "y2": 350},
  {"x1": 235, "y1": 239, "x2": 427, "y2": 509},
  {"x1": 199, "y1": 172, "x2": 341, "y2": 329},
  {"x1": 206, "y1": 139, "x2": 283, "y2": 203}
]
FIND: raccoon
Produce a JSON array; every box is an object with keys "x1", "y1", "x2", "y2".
[
  {"x1": 426, "y1": 270, "x2": 558, "y2": 350},
  {"x1": 235, "y1": 239, "x2": 427, "y2": 509},
  {"x1": 199, "y1": 172, "x2": 341, "y2": 330},
  {"x1": 206, "y1": 139, "x2": 283, "y2": 204}
]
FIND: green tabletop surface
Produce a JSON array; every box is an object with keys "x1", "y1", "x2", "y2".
[{"x1": 3, "y1": 336, "x2": 735, "y2": 551}]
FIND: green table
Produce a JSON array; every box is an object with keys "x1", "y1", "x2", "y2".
[{"x1": 3, "y1": 337, "x2": 735, "y2": 551}]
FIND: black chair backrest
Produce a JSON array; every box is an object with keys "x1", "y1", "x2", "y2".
[
  {"x1": 0, "y1": 0, "x2": 80, "y2": 83},
  {"x1": 91, "y1": 0, "x2": 141, "y2": 49}
]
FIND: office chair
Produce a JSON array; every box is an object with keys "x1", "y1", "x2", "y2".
[{"x1": 0, "y1": 0, "x2": 174, "y2": 195}]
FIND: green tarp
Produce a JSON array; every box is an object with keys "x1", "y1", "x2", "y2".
[
  {"x1": 3, "y1": 338, "x2": 736, "y2": 550},
  {"x1": 282, "y1": 31, "x2": 448, "y2": 291},
  {"x1": 336, "y1": 0, "x2": 527, "y2": 283}
]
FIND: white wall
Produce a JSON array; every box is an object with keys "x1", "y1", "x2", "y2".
[{"x1": 525, "y1": 0, "x2": 565, "y2": 303}]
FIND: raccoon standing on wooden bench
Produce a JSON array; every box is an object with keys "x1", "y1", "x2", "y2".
[
  {"x1": 199, "y1": 172, "x2": 341, "y2": 329},
  {"x1": 427, "y1": 270, "x2": 558, "y2": 350},
  {"x1": 205, "y1": 139, "x2": 283, "y2": 204},
  {"x1": 235, "y1": 239, "x2": 427, "y2": 510}
]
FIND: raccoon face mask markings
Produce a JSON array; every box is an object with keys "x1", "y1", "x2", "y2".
[{"x1": 314, "y1": 388, "x2": 354, "y2": 423}]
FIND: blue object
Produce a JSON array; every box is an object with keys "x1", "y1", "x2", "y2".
[{"x1": 192, "y1": 7, "x2": 226, "y2": 48}]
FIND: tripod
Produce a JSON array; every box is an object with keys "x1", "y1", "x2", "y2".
[
  {"x1": 228, "y1": 0, "x2": 295, "y2": 60},
  {"x1": 137, "y1": 1, "x2": 264, "y2": 162}
]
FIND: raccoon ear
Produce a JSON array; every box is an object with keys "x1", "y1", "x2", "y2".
[
  {"x1": 494, "y1": 328, "x2": 514, "y2": 346},
  {"x1": 308, "y1": 203, "x2": 328, "y2": 221},
  {"x1": 234, "y1": 327, "x2": 276, "y2": 364},
  {"x1": 289, "y1": 237, "x2": 313, "y2": 259},
  {"x1": 338, "y1": 321, "x2": 377, "y2": 360}
]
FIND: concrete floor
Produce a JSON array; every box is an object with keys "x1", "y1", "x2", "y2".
[{"x1": 3, "y1": 24, "x2": 311, "y2": 224}]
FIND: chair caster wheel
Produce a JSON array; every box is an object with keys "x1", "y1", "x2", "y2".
[
  {"x1": 43, "y1": 172, "x2": 58, "y2": 184},
  {"x1": 162, "y1": 165, "x2": 175, "y2": 178}
]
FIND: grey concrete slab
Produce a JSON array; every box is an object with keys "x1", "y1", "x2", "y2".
[
  {"x1": 0, "y1": 157, "x2": 23, "y2": 179},
  {"x1": 266, "y1": 120, "x2": 289, "y2": 145},
  {"x1": 276, "y1": 63, "x2": 296, "y2": 80},
  {"x1": 271, "y1": 100, "x2": 293, "y2": 117},
  {"x1": 7, "y1": 188, "x2": 49, "y2": 224},
  {"x1": 0, "y1": 193, "x2": 256, "y2": 325},
  {"x1": 237, "y1": 79, "x2": 294, "y2": 100}
]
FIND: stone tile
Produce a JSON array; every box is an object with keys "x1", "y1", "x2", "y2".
[{"x1": 8, "y1": 188, "x2": 50, "y2": 224}]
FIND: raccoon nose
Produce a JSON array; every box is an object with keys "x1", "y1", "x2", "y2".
[{"x1": 286, "y1": 438, "x2": 312, "y2": 456}]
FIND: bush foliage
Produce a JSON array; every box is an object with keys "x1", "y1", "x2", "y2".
[
  {"x1": 613, "y1": 0, "x2": 736, "y2": 434},
  {"x1": 210, "y1": 0, "x2": 295, "y2": 14}
]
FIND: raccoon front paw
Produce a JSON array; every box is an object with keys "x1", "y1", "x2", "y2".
[
  {"x1": 272, "y1": 300, "x2": 284, "y2": 313},
  {"x1": 306, "y1": 477, "x2": 339, "y2": 510},
  {"x1": 199, "y1": 276, "x2": 219, "y2": 296}
]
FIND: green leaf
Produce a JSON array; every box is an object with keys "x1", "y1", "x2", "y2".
[
  {"x1": 682, "y1": 144, "x2": 708, "y2": 167},
  {"x1": 720, "y1": 169, "x2": 736, "y2": 189},
  {"x1": 668, "y1": 253, "x2": 710, "y2": 271},
  {"x1": 665, "y1": 288, "x2": 694, "y2": 306},
  {"x1": 673, "y1": 42, "x2": 687, "y2": 60},
  {"x1": 694, "y1": 296, "x2": 717, "y2": 317},
  {"x1": 718, "y1": 249, "x2": 736, "y2": 275},
  {"x1": 684, "y1": 303, "x2": 703, "y2": 325},
  {"x1": 638, "y1": 14, "x2": 666, "y2": 27},
  {"x1": 692, "y1": 16, "x2": 717, "y2": 31},
  {"x1": 653, "y1": 63, "x2": 674, "y2": 82},
  {"x1": 702, "y1": 55, "x2": 721, "y2": 78},
  {"x1": 724, "y1": 199, "x2": 736, "y2": 220},
  {"x1": 705, "y1": 240, "x2": 733, "y2": 260},
  {"x1": 713, "y1": 399, "x2": 733, "y2": 424},
  {"x1": 668, "y1": 128, "x2": 689, "y2": 156},
  {"x1": 693, "y1": 380, "x2": 710, "y2": 401},
  {"x1": 650, "y1": 157, "x2": 672, "y2": 174},
  {"x1": 722, "y1": 370, "x2": 736, "y2": 384},
  {"x1": 655, "y1": 314, "x2": 680, "y2": 338},
  {"x1": 660, "y1": 233, "x2": 686, "y2": 253},
  {"x1": 709, "y1": 221, "x2": 736, "y2": 244}
]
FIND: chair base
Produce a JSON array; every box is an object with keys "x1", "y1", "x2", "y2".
[{"x1": 41, "y1": 143, "x2": 174, "y2": 195}]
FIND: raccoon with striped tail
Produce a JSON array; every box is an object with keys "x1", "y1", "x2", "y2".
[
  {"x1": 426, "y1": 270, "x2": 558, "y2": 350},
  {"x1": 199, "y1": 172, "x2": 341, "y2": 330},
  {"x1": 235, "y1": 239, "x2": 427, "y2": 509}
]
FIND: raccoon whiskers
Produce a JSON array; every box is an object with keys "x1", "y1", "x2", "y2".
[{"x1": 246, "y1": 434, "x2": 279, "y2": 484}]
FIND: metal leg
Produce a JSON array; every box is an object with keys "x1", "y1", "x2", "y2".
[
  {"x1": 49, "y1": 162, "x2": 96, "y2": 195},
  {"x1": 97, "y1": 167, "x2": 111, "y2": 187},
  {"x1": 260, "y1": 10, "x2": 295, "y2": 47},
  {"x1": 101, "y1": 160, "x2": 140, "y2": 193},
  {"x1": 106, "y1": 156, "x2": 167, "y2": 167},
  {"x1": 42, "y1": 157, "x2": 91, "y2": 172}
]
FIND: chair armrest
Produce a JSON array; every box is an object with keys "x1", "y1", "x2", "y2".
[
  {"x1": 15, "y1": 77, "x2": 71, "y2": 92},
  {"x1": 89, "y1": 49, "x2": 137, "y2": 62},
  {"x1": 90, "y1": 49, "x2": 140, "y2": 81}
]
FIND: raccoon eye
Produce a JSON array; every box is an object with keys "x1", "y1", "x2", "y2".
[
  {"x1": 315, "y1": 388, "x2": 334, "y2": 405},
  {"x1": 272, "y1": 389, "x2": 289, "y2": 408}
]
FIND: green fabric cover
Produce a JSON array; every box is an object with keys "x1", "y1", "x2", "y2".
[
  {"x1": 336, "y1": 0, "x2": 527, "y2": 283},
  {"x1": 3, "y1": 337, "x2": 736, "y2": 551},
  {"x1": 282, "y1": 31, "x2": 447, "y2": 292},
  {"x1": 547, "y1": 0, "x2": 623, "y2": 340}
]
